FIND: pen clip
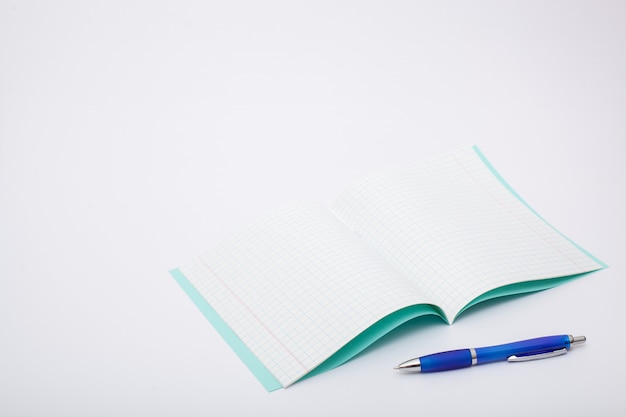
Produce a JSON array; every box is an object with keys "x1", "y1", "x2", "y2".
[{"x1": 507, "y1": 348, "x2": 568, "y2": 362}]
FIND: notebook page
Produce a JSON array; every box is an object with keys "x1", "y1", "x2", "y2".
[
  {"x1": 332, "y1": 147, "x2": 603, "y2": 320},
  {"x1": 178, "y1": 202, "x2": 431, "y2": 388}
]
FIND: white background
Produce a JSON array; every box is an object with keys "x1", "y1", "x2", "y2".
[{"x1": 1, "y1": 1, "x2": 624, "y2": 415}]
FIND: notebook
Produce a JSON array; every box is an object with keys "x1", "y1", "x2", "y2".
[{"x1": 170, "y1": 146, "x2": 605, "y2": 391}]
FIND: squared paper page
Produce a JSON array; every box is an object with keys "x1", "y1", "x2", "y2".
[
  {"x1": 178, "y1": 202, "x2": 431, "y2": 388},
  {"x1": 332, "y1": 147, "x2": 604, "y2": 321}
]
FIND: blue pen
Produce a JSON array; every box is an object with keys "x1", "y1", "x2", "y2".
[{"x1": 394, "y1": 334, "x2": 586, "y2": 372}]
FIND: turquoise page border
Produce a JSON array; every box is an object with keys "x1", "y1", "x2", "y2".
[
  {"x1": 170, "y1": 268, "x2": 283, "y2": 391},
  {"x1": 472, "y1": 145, "x2": 607, "y2": 269},
  {"x1": 456, "y1": 146, "x2": 608, "y2": 318},
  {"x1": 298, "y1": 304, "x2": 444, "y2": 383},
  {"x1": 171, "y1": 267, "x2": 444, "y2": 390},
  {"x1": 456, "y1": 271, "x2": 600, "y2": 318}
]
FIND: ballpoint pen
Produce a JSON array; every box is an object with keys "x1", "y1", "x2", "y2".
[{"x1": 394, "y1": 334, "x2": 586, "y2": 372}]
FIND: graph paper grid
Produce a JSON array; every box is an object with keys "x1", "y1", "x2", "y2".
[
  {"x1": 332, "y1": 146, "x2": 604, "y2": 319},
  {"x1": 178, "y1": 202, "x2": 431, "y2": 387}
]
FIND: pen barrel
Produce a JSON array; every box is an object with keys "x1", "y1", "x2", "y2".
[
  {"x1": 475, "y1": 335, "x2": 571, "y2": 364},
  {"x1": 419, "y1": 349, "x2": 473, "y2": 372}
]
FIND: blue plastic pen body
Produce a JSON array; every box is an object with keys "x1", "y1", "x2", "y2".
[
  {"x1": 419, "y1": 349, "x2": 473, "y2": 372},
  {"x1": 418, "y1": 335, "x2": 572, "y2": 372},
  {"x1": 475, "y1": 334, "x2": 571, "y2": 364}
]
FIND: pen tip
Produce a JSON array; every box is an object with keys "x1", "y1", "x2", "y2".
[{"x1": 394, "y1": 358, "x2": 421, "y2": 372}]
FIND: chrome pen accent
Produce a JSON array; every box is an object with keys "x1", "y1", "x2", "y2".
[
  {"x1": 507, "y1": 335, "x2": 586, "y2": 362},
  {"x1": 395, "y1": 334, "x2": 586, "y2": 373},
  {"x1": 507, "y1": 348, "x2": 567, "y2": 362},
  {"x1": 469, "y1": 347, "x2": 477, "y2": 365}
]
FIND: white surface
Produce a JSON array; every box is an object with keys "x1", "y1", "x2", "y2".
[{"x1": 1, "y1": 1, "x2": 624, "y2": 415}]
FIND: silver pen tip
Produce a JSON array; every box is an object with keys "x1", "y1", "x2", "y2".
[{"x1": 395, "y1": 358, "x2": 421, "y2": 372}]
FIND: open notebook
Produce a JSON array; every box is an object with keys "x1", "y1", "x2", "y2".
[{"x1": 170, "y1": 146, "x2": 605, "y2": 391}]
